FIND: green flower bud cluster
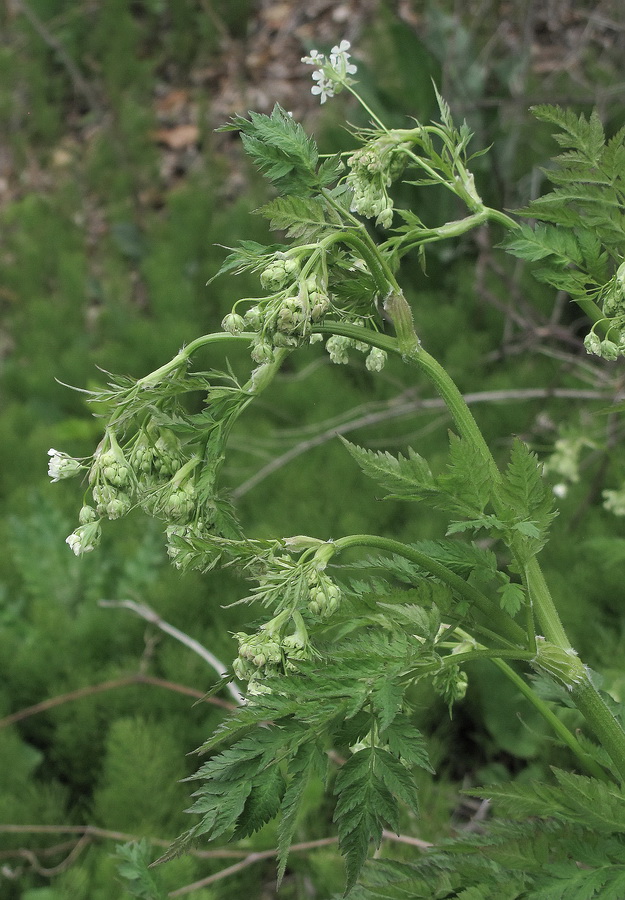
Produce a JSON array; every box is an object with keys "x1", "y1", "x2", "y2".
[
  {"x1": 165, "y1": 521, "x2": 210, "y2": 567},
  {"x1": 584, "y1": 330, "x2": 624, "y2": 361},
  {"x1": 365, "y1": 347, "x2": 387, "y2": 372},
  {"x1": 59, "y1": 422, "x2": 206, "y2": 555},
  {"x1": 241, "y1": 273, "x2": 333, "y2": 363},
  {"x1": 153, "y1": 430, "x2": 185, "y2": 477},
  {"x1": 232, "y1": 629, "x2": 282, "y2": 681},
  {"x1": 347, "y1": 141, "x2": 407, "y2": 229},
  {"x1": 281, "y1": 632, "x2": 308, "y2": 671},
  {"x1": 432, "y1": 663, "x2": 469, "y2": 711},
  {"x1": 259, "y1": 253, "x2": 299, "y2": 291},
  {"x1": 307, "y1": 571, "x2": 341, "y2": 619},
  {"x1": 162, "y1": 480, "x2": 196, "y2": 521},
  {"x1": 89, "y1": 439, "x2": 134, "y2": 521},
  {"x1": 129, "y1": 427, "x2": 187, "y2": 517},
  {"x1": 91, "y1": 484, "x2": 132, "y2": 520},
  {"x1": 96, "y1": 449, "x2": 132, "y2": 487},
  {"x1": 603, "y1": 487, "x2": 625, "y2": 517},
  {"x1": 325, "y1": 335, "x2": 387, "y2": 372},
  {"x1": 325, "y1": 334, "x2": 352, "y2": 365},
  {"x1": 232, "y1": 610, "x2": 311, "y2": 689}
]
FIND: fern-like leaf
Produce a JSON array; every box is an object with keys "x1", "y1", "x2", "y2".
[{"x1": 340, "y1": 438, "x2": 435, "y2": 498}]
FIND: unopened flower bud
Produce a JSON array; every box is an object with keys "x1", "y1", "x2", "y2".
[
  {"x1": 326, "y1": 335, "x2": 352, "y2": 365},
  {"x1": 221, "y1": 312, "x2": 246, "y2": 335},
  {"x1": 600, "y1": 339, "x2": 619, "y2": 361},
  {"x1": 105, "y1": 494, "x2": 132, "y2": 519},
  {"x1": 251, "y1": 337, "x2": 274, "y2": 363},
  {"x1": 244, "y1": 305, "x2": 264, "y2": 331},
  {"x1": 365, "y1": 348, "x2": 387, "y2": 372},
  {"x1": 583, "y1": 332, "x2": 602, "y2": 355},
  {"x1": 79, "y1": 505, "x2": 99, "y2": 525}
]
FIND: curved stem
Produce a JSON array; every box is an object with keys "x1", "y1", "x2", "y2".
[
  {"x1": 137, "y1": 332, "x2": 251, "y2": 388},
  {"x1": 331, "y1": 533, "x2": 525, "y2": 647},
  {"x1": 321, "y1": 230, "x2": 399, "y2": 294},
  {"x1": 491, "y1": 658, "x2": 610, "y2": 782}
]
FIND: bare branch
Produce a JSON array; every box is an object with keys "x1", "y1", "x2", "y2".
[
  {"x1": 0, "y1": 673, "x2": 234, "y2": 730},
  {"x1": 233, "y1": 386, "x2": 623, "y2": 497},
  {"x1": 98, "y1": 599, "x2": 244, "y2": 705},
  {"x1": 168, "y1": 830, "x2": 432, "y2": 896}
]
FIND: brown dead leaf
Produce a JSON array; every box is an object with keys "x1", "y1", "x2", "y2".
[
  {"x1": 152, "y1": 124, "x2": 200, "y2": 150},
  {"x1": 154, "y1": 89, "x2": 189, "y2": 116}
]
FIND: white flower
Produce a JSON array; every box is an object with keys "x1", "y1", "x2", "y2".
[
  {"x1": 329, "y1": 40, "x2": 357, "y2": 75},
  {"x1": 301, "y1": 49, "x2": 323, "y2": 65},
  {"x1": 552, "y1": 483, "x2": 568, "y2": 499},
  {"x1": 65, "y1": 521, "x2": 101, "y2": 556},
  {"x1": 311, "y1": 70, "x2": 335, "y2": 104},
  {"x1": 48, "y1": 448, "x2": 82, "y2": 482},
  {"x1": 302, "y1": 39, "x2": 357, "y2": 104}
]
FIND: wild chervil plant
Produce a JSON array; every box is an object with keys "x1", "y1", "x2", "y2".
[{"x1": 50, "y1": 41, "x2": 625, "y2": 898}]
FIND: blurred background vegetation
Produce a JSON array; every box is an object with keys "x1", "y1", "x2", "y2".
[{"x1": 1, "y1": 1, "x2": 625, "y2": 897}]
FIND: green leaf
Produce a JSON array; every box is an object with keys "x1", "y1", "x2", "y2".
[
  {"x1": 446, "y1": 515, "x2": 502, "y2": 536},
  {"x1": 221, "y1": 104, "x2": 337, "y2": 196},
  {"x1": 531, "y1": 105, "x2": 605, "y2": 164},
  {"x1": 333, "y1": 749, "x2": 398, "y2": 892},
  {"x1": 115, "y1": 840, "x2": 167, "y2": 900},
  {"x1": 232, "y1": 767, "x2": 286, "y2": 838},
  {"x1": 496, "y1": 439, "x2": 556, "y2": 551},
  {"x1": 258, "y1": 194, "x2": 334, "y2": 240},
  {"x1": 339, "y1": 437, "x2": 435, "y2": 499},
  {"x1": 382, "y1": 714, "x2": 433, "y2": 772},
  {"x1": 277, "y1": 742, "x2": 326, "y2": 886},
  {"x1": 371, "y1": 677, "x2": 405, "y2": 732},
  {"x1": 438, "y1": 433, "x2": 492, "y2": 513},
  {"x1": 374, "y1": 749, "x2": 420, "y2": 816},
  {"x1": 210, "y1": 240, "x2": 283, "y2": 281},
  {"x1": 497, "y1": 581, "x2": 525, "y2": 616}
]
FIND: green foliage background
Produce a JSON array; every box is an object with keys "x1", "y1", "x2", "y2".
[{"x1": 2, "y1": 1, "x2": 625, "y2": 897}]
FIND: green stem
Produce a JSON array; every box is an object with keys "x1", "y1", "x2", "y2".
[
  {"x1": 137, "y1": 332, "x2": 251, "y2": 388},
  {"x1": 331, "y1": 534, "x2": 525, "y2": 647},
  {"x1": 523, "y1": 557, "x2": 569, "y2": 650},
  {"x1": 312, "y1": 319, "x2": 625, "y2": 776},
  {"x1": 343, "y1": 83, "x2": 389, "y2": 133},
  {"x1": 570, "y1": 676, "x2": 625, "y2": 783},
  {"x1": 491, "y1": 658, "x2": 610, "y2": 782},
  {"x1": 321, "y1": 230, "x2": 399, "y2": 295}
]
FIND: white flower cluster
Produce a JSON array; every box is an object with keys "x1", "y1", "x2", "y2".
[
  {"x1": 301, "y1": 40, "x2": 357, "y2": 104},
  {"x1": 47, "y1": 448, "x2": 83, "y2": 482}
]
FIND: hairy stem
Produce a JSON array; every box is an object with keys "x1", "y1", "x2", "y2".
[
  {"x1": 314, "y1": 318, "x2": 625, "y2": 777},
  {"x1": 491, "y1": 658, "x2": 610, "y2": 782},
  {"x1": 570, "y1": 676, "x2": 625, "y2": 783}
]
